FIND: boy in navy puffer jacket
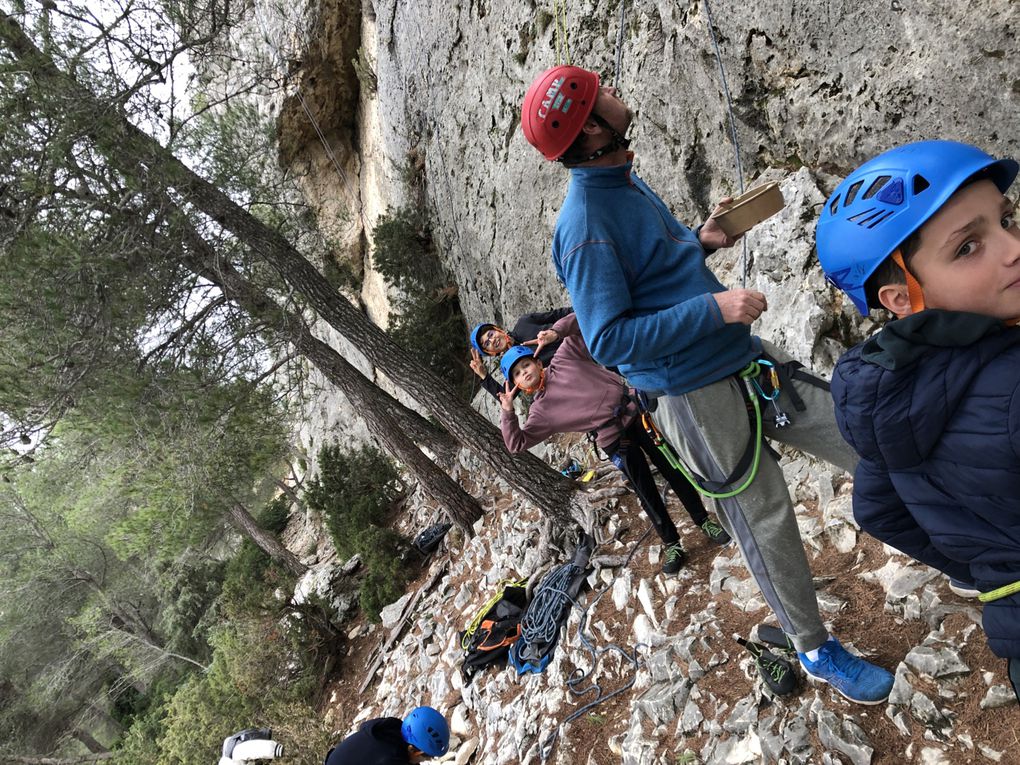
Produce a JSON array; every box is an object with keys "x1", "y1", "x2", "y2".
[{"x1": 816, "y1": 140, "x2": 1020, "y2": 703}]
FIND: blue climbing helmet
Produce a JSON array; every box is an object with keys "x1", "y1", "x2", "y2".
[
  {"x1": 816, "y1": 140, "x2": 1018, "y2": 314},
  {"x1": 499, "y1": 345, "x2": 537, "y2": 382},
  {"x1": 401, "y1": 706, "x2": 449, "y2": 757},
  {"x1": 469, "y1": 322, "x2": 493, "y2": 354}
]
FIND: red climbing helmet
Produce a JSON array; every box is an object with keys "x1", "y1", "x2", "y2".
[{"x1": 521, "y1": 66, "x2": 600, "y2": 161}]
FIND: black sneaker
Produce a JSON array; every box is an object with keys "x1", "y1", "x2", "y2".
[
  {"x1": 662, "y1": 543, "x2": 686, "y2": 574},
  {"x1": 700, "y1": 517, "x2": 731, "y2": 545}
]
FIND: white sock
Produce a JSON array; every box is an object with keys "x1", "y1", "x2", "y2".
[{"x1": 804, "y1": 635, "x2": 831, "y2": 662}]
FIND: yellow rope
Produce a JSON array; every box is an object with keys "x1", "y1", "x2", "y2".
[{"x1": 553, "y1": 0, "x2": 571, "y2": 65}]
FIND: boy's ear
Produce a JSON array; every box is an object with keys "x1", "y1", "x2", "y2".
[{"x1": 877, "y1": 283, "x2": 913, "y2": 317}]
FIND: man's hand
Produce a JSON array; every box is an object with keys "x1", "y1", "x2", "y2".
[
  {"x1": 699, "y1": 197, "x2": 742, "y2": 250},
  {"x1": 713, "y1": 289, "x2": 767, "y2": 325},
  {"x1": 498, "y1": 380, "x2": 519, "y2": 412},
  {"x1": 523, "y1": 329, "x2": 559, "y2": 358},
  {"x1": 469, "y1": 348, "x2": 487, "y2": 380}
]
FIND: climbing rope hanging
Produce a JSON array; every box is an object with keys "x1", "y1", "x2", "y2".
[
  {"x1": 613, "y1": 0, "x2": 628, "y2": 86},
  {"x1": 553, "y1": 0, "x2": 572, "y2": 65},
  {"x1": 702, "y1": 0, "x2": 750, "y2": 287},
  {"x1": 251, "y1": 1, "x2": 366, "y2": 235}
]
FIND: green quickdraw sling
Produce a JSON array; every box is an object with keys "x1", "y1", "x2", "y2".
[
  {"x1": 638, "y1": 360, "x2": 769, "y2": 500},
  {"x1": 460, "y1": 577, "x2": 528, "y2": 650}
]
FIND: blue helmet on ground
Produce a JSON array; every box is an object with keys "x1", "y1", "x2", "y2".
[
  {"x1": 500, "y1": 344, "x2": 537, "y2": 382},
  {"x1": 401, "y1": 706, "x2": 449, "y2": 757},
  {"x1": 816, "y1": 140, "x2": 1018, "y2": 314},
  {"x1": 469, "y1": 323, "x2": 494, "y2": 354}
]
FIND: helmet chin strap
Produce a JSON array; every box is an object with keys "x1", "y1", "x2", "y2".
[
  {"x1": 560, "y1": 113, "x2": 631, "y2": 165},
  {"x1": 891, "y1": 249, "x2": 926, "y2": 315}
]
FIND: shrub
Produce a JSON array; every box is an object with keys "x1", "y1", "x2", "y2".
[
  {"x1": 371, "y1": 207, "x2": 471, "y2": 397},
  {"x1": 304, "y1": 445, "x2": 410, "y2": 621}
]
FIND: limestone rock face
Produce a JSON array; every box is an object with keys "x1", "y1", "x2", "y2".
[{"x1": 246, "y1": 0, "x2": 1019, "y2": 458}]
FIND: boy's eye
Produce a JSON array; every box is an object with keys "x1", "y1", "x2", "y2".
[
  {"x1": 1002, "y1": 212, "x2": 1017, "y2": 230},
  {"x1": 955, "y1": 240, "x2": 978, "y2": 258}
]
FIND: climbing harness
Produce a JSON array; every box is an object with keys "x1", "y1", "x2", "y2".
[
  {"x1": 638, "y1": 361, "x2": 767, "y2": 499},
  {"x1": 734, "y1": 635, "x2": 797, "y2": 696},
  {"x1": 461, "y1": 578, "x2": 529, "y2": 650},
  {"x1": 460, "y1": 579, "x2": 530, "y2": 683},
  {"x1": 538, "y1": 526, "x2": 652, "y2": 762}
]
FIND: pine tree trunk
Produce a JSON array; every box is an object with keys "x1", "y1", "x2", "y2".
[
  {"x1": 226, "y1": 502, "x2": 308, "y2": 577},
  {"x1": 0, "y1": 13, "x2": 581, "y2": 528},
  {"x1": 69, "y1": 730, "x2": 105, "y2": 755},
  {"x1": 179, "y1": 246, "x2": 482, "y2": 534}
]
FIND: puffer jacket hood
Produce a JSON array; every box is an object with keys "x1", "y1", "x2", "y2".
[{"x1": 836, "y1": 310, "x2": 1011, "y2": 469}]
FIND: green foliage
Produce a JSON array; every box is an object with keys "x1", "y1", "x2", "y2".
[
  {"x1": 371, "y1": 207, "x2": 471, "y2": 396},
  {"x1": 114, "y1": 621, "x2": 329, "y2": 765},
  {"x1": 304, "y1": 444, "x2": 409, "y2": 620}
]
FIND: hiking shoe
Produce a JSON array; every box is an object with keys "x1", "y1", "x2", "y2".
[
  {"x1": 948, "y1": 577, "x2": 981, "y2": 598},
  {"x1": 700, "y1": 517, "x2": 731, "y2": 545},
  {"x1": 797, "y1": 637, "x2": 894, "y2": 705},
  {"x1": 662, "y1": 543, "x2": 686, "y2": 574}
]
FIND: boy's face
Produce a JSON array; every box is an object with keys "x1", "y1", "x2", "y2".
[
  {"x1": 511, "y1": 358, "x2": 542, "y2": 390},
  {"x1": 907, "y1": 179, "x2": 1020, "y2": 319},
  {"x1": 480, "y1": 327, "x2": 509, "y2": 355}
]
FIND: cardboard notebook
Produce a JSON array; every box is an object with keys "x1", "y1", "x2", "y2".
[{"x1": 713, "y1": 182, "x2": 786, "y2": 237}]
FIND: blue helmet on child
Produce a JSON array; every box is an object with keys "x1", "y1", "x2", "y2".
[
  {"x1": 469, "y1": 323, "x2": 494, "y2": 354},
  {"x1": 816, "y1": 140, "x2": 1018, "y2": 314},
  {"x1": 401, "y1": 706, "x2": 449, "y2": 757},
  {"x1": 500, "y1": 345, "x2": 537, "y2": 381}
]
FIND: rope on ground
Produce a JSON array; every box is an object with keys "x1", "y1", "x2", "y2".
[
  {"x1": 702, "y1": 0, "x2": 750, "y2": 287},
  {"x1": 538, "y1": 524, "x2": 654, "y2": 762}
]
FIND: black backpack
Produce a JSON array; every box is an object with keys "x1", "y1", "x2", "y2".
[{"x1": 459, "y1": 582, "x2": 529, "y2": 683}]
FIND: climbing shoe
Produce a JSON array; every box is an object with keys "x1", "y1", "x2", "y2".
[
  {"x1": 734, "y1": 635, "x2": 797, "y2": 696},
  {"x1": 797, "y1": 637, "x2": 894, "y2": 705},
  {"x1": 700, "y1": 517, "x2": 731, "y2": 545},
  {"x1": 661, "y1": 543, "x2": 686, "y2": 574}
]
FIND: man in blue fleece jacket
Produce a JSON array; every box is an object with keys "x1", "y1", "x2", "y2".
[{"x1": 520, "y1": 65, "x2": 894, "y2": 704}]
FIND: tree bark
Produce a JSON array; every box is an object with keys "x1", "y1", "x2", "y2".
[
  {"x1": 69, "y1": 731, "x2": 105, "y2": 755},
  {"x1": 0, "y1": 12, "x2": 581, "y2": 528},
  {"x1": 226, "y1": 501, "x2": 307, "y2": 577},
  {"x1": 180, "y1": 246, "x2": 482, "y2": 534}
]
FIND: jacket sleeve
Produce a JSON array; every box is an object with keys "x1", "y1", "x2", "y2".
[
  {"x1": 558, "y1": 240, "x2": 725, "y2": 368},
  {"x1": 523, "y1": 306, "x2": 574, "y2": 326},
  {"x1": 479, "y1": 373, "x2": 502, "y2": 401},
  {"x1": 551, "y1": 312, "x2": 579, "y2": 338},
  {"x1": 500, "y1": 404, "x2": 556, "y2": 454},
  {"x1": 853, "y1": 458, "x2": 972, "y2": 581}
]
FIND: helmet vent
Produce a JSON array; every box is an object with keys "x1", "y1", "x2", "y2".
[
  {"x1": 913, "y1": 174, "x2": 931, "y2": 195},
  {"x1": 551, "y1": 120, "x2": 559, "y2": 128},
  {"x1": 866, "y1": 210, "x2": 895, "y2": 228},
  {"x1": 570, "y1": 82, "x2": 577, "y2": 89},
  {"x1": 844, "y1": 180, "x2": 864, "y2": 207},
  {"x1": 863, "y1": 175, "x2": 891, "y2": 199},
  {"x1": 848, "y1": 207, "x2": 877, "y2": 223}
]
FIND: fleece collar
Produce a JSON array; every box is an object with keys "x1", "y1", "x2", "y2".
[{"x1": 862, "y1": 310, "x2": 1007, "y2": 371}]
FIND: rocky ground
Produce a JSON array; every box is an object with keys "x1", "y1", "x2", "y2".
[{"x1": 293, "y1": 435, "x2": 1019, "y2": 765}]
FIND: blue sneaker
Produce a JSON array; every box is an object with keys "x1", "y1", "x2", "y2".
[{"x1": 797, "y1": 637, "x2": 894, "y2": 705}]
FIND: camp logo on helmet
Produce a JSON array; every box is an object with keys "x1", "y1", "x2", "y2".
[{"x1": 536, "y1": 76, "x2": 571, "y2": 121}]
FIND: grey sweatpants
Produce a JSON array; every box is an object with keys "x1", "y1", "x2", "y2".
[{"x1": 651, "y1": 340, "x2": 857, "y2": 652}]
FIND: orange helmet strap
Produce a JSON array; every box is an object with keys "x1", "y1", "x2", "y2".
[{"x1": 891, "y1": 249, "x2": 926, "y2": 314}]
